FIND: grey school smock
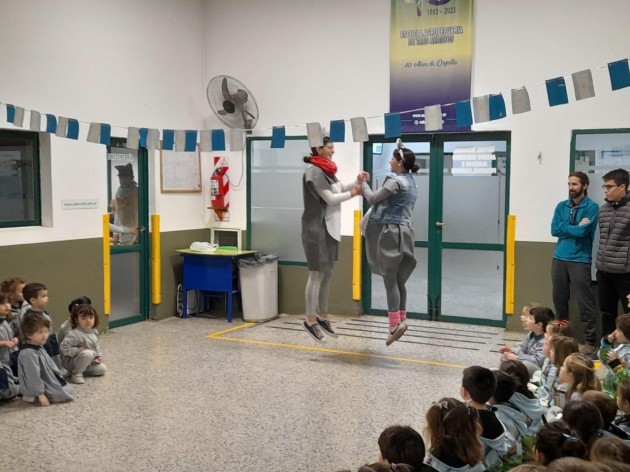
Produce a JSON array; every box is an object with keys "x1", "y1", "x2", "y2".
[
  {"x1": 362, "y1": 173, "x2": 418, "y2": 277},
  {"x1": 301, "y1": 165, "x2": 353, "y2": 272},
  {"x1": 18, "y1": 344, "x2": 76, "y2": 402}
]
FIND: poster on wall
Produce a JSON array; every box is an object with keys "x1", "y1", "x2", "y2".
[{"x1": 390, "y1": 0, "x2": 474, "y2": 132}]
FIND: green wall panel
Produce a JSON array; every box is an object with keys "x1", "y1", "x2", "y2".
[{"x1": 0, "y1": 239, "x2": 104, "y2": 329}]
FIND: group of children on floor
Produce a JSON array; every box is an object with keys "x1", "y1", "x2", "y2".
[
  {"x1": 0, "y1": 277, "x2": 106, "y2": 406},
  {"x1": 343, "y1": 303, "x2": 630, "y2": 471}
]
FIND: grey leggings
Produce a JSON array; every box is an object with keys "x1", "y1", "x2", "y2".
[
  {"x1": 305, "y1": 269, "x2": 332, "y2": 316},
  {"x1": 383, "y1": 271, "x2": 407, "y2": 313}
]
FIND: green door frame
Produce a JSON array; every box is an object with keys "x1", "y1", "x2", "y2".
[
  {"x1": 362, "y1": 132, "x2": 511, "y2": 327},
  {"x1": 107, "y1": 138, "x2": 150, "y2": 328}
]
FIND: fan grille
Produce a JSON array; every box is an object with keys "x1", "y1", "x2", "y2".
[{"x1": 206, "y1": 75, "x2": 259, "y2": 129}]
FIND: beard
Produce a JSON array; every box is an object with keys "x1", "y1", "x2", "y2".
[{"x1": 569, "y1": 189, "x2": 584, "y2": 199}]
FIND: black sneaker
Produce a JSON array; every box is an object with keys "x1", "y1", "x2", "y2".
[
  {"x1": 316, "y1": 317, "x2": 338, "y2": 338},
  {"x1": 386, "y1": 322, "x2": 407, "y2": 346},
  {"x1": 303, "y1": 321, "x2": 325, "y2": 342}
]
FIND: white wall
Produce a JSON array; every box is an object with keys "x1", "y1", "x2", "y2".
[
  {"x1": 0, "y1": 0, "x2": 208, "y2": 246},
  {"x1": 1, "y1": 0, "x2": 629, "y2": 246},
  {"x1": 205, "y1": 0, "x2": 630, "y2": 241}
]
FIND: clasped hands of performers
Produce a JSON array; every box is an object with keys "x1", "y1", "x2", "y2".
[{"x1": 352, "y1": 171, "x2": 370, "y2": 196}]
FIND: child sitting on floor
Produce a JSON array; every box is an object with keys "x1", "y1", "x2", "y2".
[
  {"x1": 60, "y1": 303, "x2": 106, "y2": 384},
  {"x1": 598, "y1": 313, "x2": 630, "y2": 399},
  {"x1": 376, "y1": 425, "x2": 437, "y2": 472},
  {"x1": 499, "y1": 305, "x2": 554, "y2": 376},
  {"x1": 424, "y1": 397, "x2": 485, "y2": 472},
  {"x1": 461, "y1": 366, "x2": 514, "y2": 471},
  {"x1": 17, "y1": 314, "x2": 76, "y2": 405}
]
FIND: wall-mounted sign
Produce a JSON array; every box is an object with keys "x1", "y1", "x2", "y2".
[
  {"x1": 61, "y1": 199, "x2": 99, "y2": 210},
  {"x1": 107, "y1": 153, "x2": 134, "y2": 161}
]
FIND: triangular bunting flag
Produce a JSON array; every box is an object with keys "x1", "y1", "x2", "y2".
[
  {"x1": 200, "y1": 131, "x2": 211, "y2": 152},
  {"x1": 45, "y1": 114, "x2": 57, "y2": 134},
  {"x1": 424, "y1": 105, "x2": 443, "y2": 131},
  {"x1": 572, "y1": 69, "x2": 595, "y2": 100},
  {"x1": 329, "y1": 120, "x2": 345, "y2": 143},
  {"x1": 271, "y1": 126, "x2": 286, "y2": 149},
  {"x1": 545, "y1": 77, "x2": 568, "y2": 106},
  {"x1": 174, "y1": 130, "x2": 186, "y2": 152},
  {"x1": 306, "y1": 122, "x2": 323, "y2": 148},
  {"x1": 184, "y1": 130, "x2": 197, "y2": 152},
  {"x1": 489, "y1": 94, "x2": 506, "y2": 120},
  {"x1": 87, "y1": 123, "x2": 100, "y2": 143},
  {"x1": 455, "y1": 100, "x2": 472, "y2": 127},
  {"x1": 56, "y1": 117, "x2": 69, "y2": 137},
  {"x1": 230, "y1": 129, "x2": 244, "y2": 152},
  {"x1": 146, "y1": 129, "x2": 160, "y2": 150},
  {"x1": 29, "y1": 111, "x2": 41, "y2": 131},
  {"x1": 511, "y1": 87, "x2": 531, "y2": 114},
  {"x1": 162, "y1": 129, "x2": 175, "y2": 151},
  {"x1": 384, "y1": 113, "x2": 401, "y2": 138},
  {"x1": 473, "y1": 96, "x2": 490, "y2": 123},
  {"x1": 608, "y1": 59, "x2": 630, "y2": 91},
  {"x1": 6, "y1": 104, "x2": 15, "y2": 123},
  {"x1": 66, "y1": 119, "x2": 79, "y2": 140},
  {"x1": 12, "y1": 106, "x2": 25, "y2": 127},
  {"x1": 350, "y1": 117, "x2": 368, "y2": 142},
  {"x1": 211, "y1": 130, "x2": 226, "y2": 151},
  {"x1": 127, "y1": 127, "x2": 140, "y2": 149}
]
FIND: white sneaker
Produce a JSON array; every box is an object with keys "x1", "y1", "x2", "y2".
[
  {"x1": 21, "y1": 396, "x2": 35, "y2": 403},
  {"x1": 70, "y1": 373, "x2": 85, "y2": 384},
  {"x1": 386, "y1": 322, "x2": 408, "y2": 346}
]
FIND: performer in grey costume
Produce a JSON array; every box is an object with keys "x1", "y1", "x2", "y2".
[
  {"x1": 301, "y1": 136, "x2": 361, "y2": 341},
  {"x1": 18, "y1": 315, "x2": 76, "y2": 405},
  {"x1": 360, "y1": 139, "x2": 419, "y2": 345}
]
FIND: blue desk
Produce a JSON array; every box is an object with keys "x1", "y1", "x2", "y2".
[{"x1": 177, "y1": 249, "x2": 257, "y2": 322}]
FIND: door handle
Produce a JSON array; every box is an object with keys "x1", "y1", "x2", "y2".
[{"x1": 435, "y1": 221, "x2": 445, "y2": 228}]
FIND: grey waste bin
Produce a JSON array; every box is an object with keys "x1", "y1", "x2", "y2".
[{"x1": 238, "y1": 253, "x2": 278, "y2": 322}]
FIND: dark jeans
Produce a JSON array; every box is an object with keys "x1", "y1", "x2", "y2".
[
  {"x1": 596, "y1": 270, "x2": 630, "y2": 336},
  {"x1": 552, "y1": 259, "x2": 597, "y2": 345}
]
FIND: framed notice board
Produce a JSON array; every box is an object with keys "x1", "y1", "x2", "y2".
[{"x1": 160, "y1": 149, "x2": 202, "y2": 193}]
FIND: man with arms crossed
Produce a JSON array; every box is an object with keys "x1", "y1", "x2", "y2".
[
  {"x1": 596, "y1": 168, "x2": 630, "y2": 337},
  {"x1": 551, "y1": 171, "x2": 599, "y2": 354}
]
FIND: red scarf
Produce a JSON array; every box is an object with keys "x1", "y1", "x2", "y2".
[{"x1": 309, "y1": 156, "x2": 337, "y2": 177}]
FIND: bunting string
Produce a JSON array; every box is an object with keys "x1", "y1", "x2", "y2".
[{"x1": 2, "y1": 58, "x2": 629, "y2": 151}]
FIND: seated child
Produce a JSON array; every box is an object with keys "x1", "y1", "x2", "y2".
[
  {"x1": 0, "y1": 277, "x2": 26, "y2": 340},
  {"x1": 377, "y1": 425, "x2": 437, "y2": 472},
  {"x1": 582, "y1": 390, "x2": 621, "y2": 439},
  {"x1": 60, "y1": 303, "x2": 106, "y2": 384},
  {"x1": 0, "y1": 293, "x2": 19, "y2": 400},
  {"x1": 533, "y1": 422, "x2": 587, "y2": 466},
  {"x1": 589, "y1": 436, "x2": 630, "y2": 465},
  {"x1": 612, "y1": 377, "x2": 630, "y2": 438},
  {"x1": 58, "y1": 295, "x2": 92, "y2": 345},
  {"x1": 21, "y1": 282, "x2": 62, "y2": 369},
  {"x1": 461, "y1": 366, "x2": 513, "y2": 471},
  {"x1": 532, "y1": 319, "x2": 573, "y2": 402},
  {"x1": 562, "y1": 400, "x2": 605, "y2": 458},
  {"x1": 598, "y1": 313, "x2": 630, "y2": 399},
  {"x1": 499, "y1": 305, "x2": 554, "y2": 376},
  {"x1": 424, "y1": 397, "x2": 486, "y2": 472},
  {"x1": 546, "y1": 335, "x2": 580, "y2": 409},
  {"x1": 559, "y1": 353, "x2": 601, "y2": 403},
  {"x1": 17, "y1": 314, "x2": 76, "y2": 405},
  {"x1": 498, "y1": 360, "x2": 545, "y2": 434},
  {"x1": 489, "y1": 371, "x2": 527, "y2": 465}
]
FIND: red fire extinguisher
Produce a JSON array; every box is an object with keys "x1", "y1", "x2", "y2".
[{"x1": 210, "y1": 157, "x2": 229, "y2": 220}]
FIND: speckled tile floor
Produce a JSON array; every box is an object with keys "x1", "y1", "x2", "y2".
[{"x1": 1, "y1": 314, "x2": 520, "y2": 472}]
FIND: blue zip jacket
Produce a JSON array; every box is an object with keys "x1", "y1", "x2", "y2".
[{"x1": 551, "y1": 196, "x2": 599, "y2": 263}]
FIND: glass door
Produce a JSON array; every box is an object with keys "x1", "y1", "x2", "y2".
[
  {"x1": 364, "y1": 133, "x2": 510, "y2": 326},
  {"x1": 106, "y1": 139, "x2": 149, "y2": 328}
]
